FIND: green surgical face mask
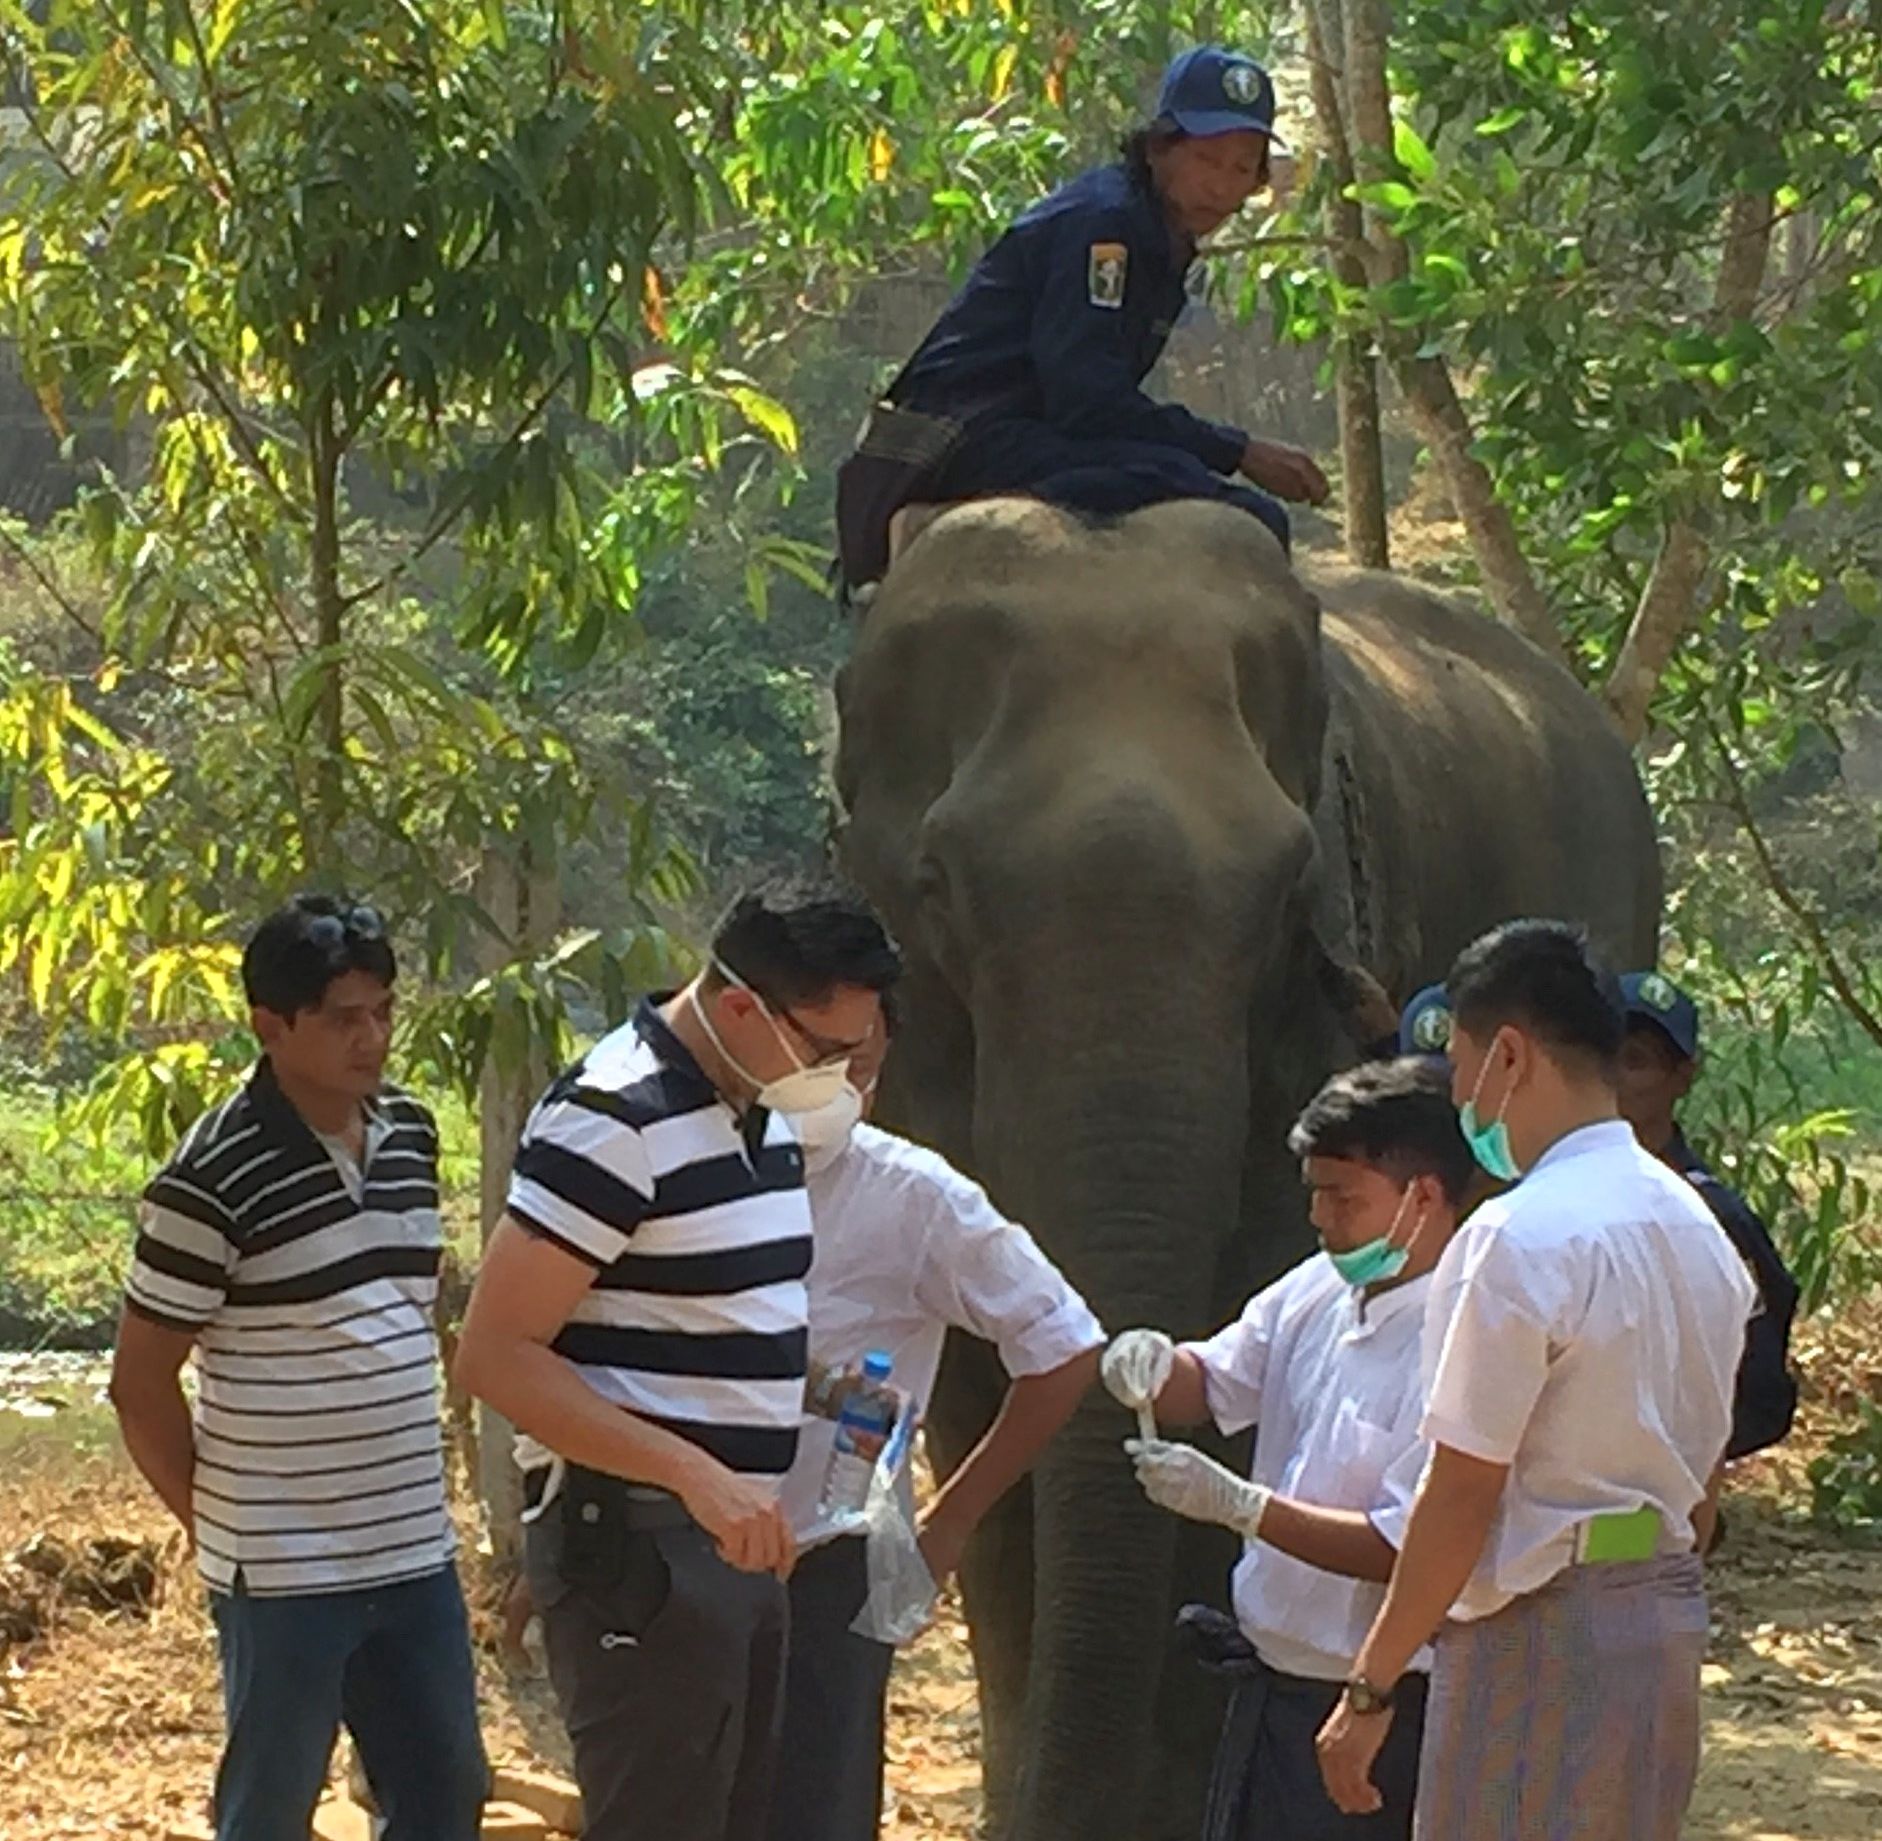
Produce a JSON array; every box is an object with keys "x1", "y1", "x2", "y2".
[
  {"x1": 1459, "y1": 1042, "x2": 1522, "y2": 1182},
  {"x1": 1324, "y1": 1183, "x2": 1420, "y2": 1289}
]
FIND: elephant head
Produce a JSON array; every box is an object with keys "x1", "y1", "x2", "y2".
[{"x1": 835, "y1": 498, "x2": 1382, "y2": 1840}]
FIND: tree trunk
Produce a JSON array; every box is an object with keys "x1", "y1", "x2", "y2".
[
  {"x1": 1339, "y1": 0, "x2": 1563, "y2": 653},
  {"x1": 1604, "y1": 192, "x2": 1775, "y2": 740},
  {"x1": 473, "y1": 841, "x2": 563, "y2": 1563},
  {"x1": 309, "y1": 387, "x2": 345, "y2": 869},
  {"x1": 1308, "y1": 0, "x2": 1389, "y2": 568}
]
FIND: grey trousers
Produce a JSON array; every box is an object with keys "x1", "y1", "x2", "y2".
[
  {"x1": 524, "y1": 1508, "x2": 788, "y2": 1841},
  {"x1": 767, "y1": 1536, "x2": 895, "y2": 1841}
]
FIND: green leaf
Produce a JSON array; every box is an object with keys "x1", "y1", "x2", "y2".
[
  {"x1": 1475, "y1": 106, "x2": 1528, "y2": 137},
  {"x1": 1351, "y1": 180, "x2": 1418, "y2": 213},
  {"x1": 1393, "y1": 118, "x2": 1436, "y2": 182},
  {"x1": 726, "y1": 383, "x2": 799, "y2": 456}
]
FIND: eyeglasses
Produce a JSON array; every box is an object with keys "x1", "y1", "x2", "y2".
[
  {"x1": 773, "y1": 1004, "x2": 872, "y2": 1068},
  {"x1": 304, "y1": 903, "x2": 386, "y2": 950}
]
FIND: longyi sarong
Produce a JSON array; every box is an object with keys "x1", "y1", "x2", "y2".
[
  {"x1": 1180, "y1": 1606, "x2": 1426, "y2": 1841},
  {"x1": 1414, "y1": 1554, "x2": 1707, "y2": 1841}
]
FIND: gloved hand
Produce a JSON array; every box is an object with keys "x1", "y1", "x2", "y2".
[
  {"x1": 1101, "y1": 1328, "x2": 1177, "y2": 1412},
  {"x1": 1126, "y1": 1438, "x2": 1272, "y2": 1540}
]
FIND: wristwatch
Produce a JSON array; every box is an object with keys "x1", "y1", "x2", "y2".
[{"x1": 1342, "y1": 1674, "x2": 1396, "y2": 1715}]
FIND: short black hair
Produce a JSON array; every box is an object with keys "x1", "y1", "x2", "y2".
[
  {"x1": 709, "y1": 875, "x2": 901, "y2": 1010},
  {"x1": 1288, "y1": 1057, "x2": 1476, "y2": 1205},
  {"x1": 1120, "y1": 122, "x2": 1187, "y2": 174},
  {"x1": 1445, "y1": 919, "x2": 1624, "y2": 1072},
  {"x1": 243, "y1": 895, "x2": 396, "y2": 1018}
]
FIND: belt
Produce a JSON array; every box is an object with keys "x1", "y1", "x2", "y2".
[
  {"x1": 1572, "y1": 1505, "x2": 1662, "y2": 1564},
  {"x1": 522, "y1": 1459, "x2": 692, "y2": 1532}
]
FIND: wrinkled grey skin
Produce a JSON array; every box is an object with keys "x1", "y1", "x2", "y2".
[{"x1": 833, "y1": 498, "x2": 1660, "y2": 1841}]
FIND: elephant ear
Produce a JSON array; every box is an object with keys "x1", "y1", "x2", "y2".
[{"x1": 1312, "y1": 941, "x2": 1400, "y2": 1051}]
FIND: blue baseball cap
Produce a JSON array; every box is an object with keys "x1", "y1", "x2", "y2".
[
  {"x1": 1398, "y1": 984, "x2": 1454, "y2": 1059},
  {"x1": 1156, "y1": 46, "x2": 1281, "y2": 143},
  {"x1": 1621, "y1": 971, "x2": 1700, "y2": 1061}
]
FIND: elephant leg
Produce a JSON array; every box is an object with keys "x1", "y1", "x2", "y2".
[{"x1": 929, "y1": 1332, "x2": 1031, "y2": 1837}]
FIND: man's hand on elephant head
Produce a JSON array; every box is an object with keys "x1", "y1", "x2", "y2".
[
  {"x1": 1101, "y1": 1328, "x2": 1177, "y2": 1413},
  {"x1": 1126, "y1": 1438, "x2": 1272, "y2": 1539},
  {"x1": 1239, "y1": 437, "x2": 1331, "y2": 506}
]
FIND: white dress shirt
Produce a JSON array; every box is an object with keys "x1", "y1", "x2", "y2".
[
  {"x1": 778, "y1": 1124, "x2": 1105, "y2": 1541},
  {"x1": 1418, "y1": 1119, "x2": 1757, "y2": 1621},
  {"x1": 1187, "y1": 1255, "x2": 1432, "y2": 1682}
]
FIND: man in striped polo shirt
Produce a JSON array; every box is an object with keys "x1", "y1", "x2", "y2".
[
  {"x1": 455, "y1": 880, "x2": 901, "y2": 1841},
  {"x1": 110, "y1": 896, "x2": 486, "y2": 1841}
]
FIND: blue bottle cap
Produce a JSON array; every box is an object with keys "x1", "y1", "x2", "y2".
[{"x1": 861, "y1": 1350, "x2": 893, "y2": 1382}]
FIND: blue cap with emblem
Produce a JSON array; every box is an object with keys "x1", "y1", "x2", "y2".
[
  {"x1": 1156, "y1": 45, "x2": 1281, "y2": 143},
  {"x1": 1620, "y1": 971, "x2": 1700, "y2": 1061},
  {"x1": 1397, "y1": 984, "x2": 1454, "y2": 1060}
]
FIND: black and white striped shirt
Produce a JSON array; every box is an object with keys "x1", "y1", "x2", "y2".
[
  {"x1": 125, "y1": 1063, "x2": 453, "y2": 1597},
  {"x1": 508, "y1": 997, "x2": 811, "y2": 1480}
]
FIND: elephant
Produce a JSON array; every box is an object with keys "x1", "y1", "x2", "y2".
[{"x1": 832, "y1": 496, "x2": 1660, "y2": 1841}]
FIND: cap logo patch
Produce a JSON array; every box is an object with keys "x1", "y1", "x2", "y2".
[
  {"x1": 1637, "y1": 973, "x2": 1678, "y2": 1011},
  {"x1": 1412, "y1": 1005, "x2": 1453, "y2": 1052},
  {"x1": 1088, "y1": 242, "x2": 1127, "y2": 308},
  {"x1": 1223, "y1": 63, "x2": 1261, "y2": 105}
]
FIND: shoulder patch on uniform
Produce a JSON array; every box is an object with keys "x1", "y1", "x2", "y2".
[{"x1": 1088, "y1": 241, "x2": 1127, "y2": 309}]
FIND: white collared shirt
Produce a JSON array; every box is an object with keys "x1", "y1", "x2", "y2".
[
  {"x1": 1188, "y1": 1255, "x2": 1432, "y2": 1682},
  {"x1": 777, "y1": 1124, "x2": 1105, "y2": 1541},
  {"x1": 1419, "y1": 1119, "x2": 1756, "y2": 1621}
]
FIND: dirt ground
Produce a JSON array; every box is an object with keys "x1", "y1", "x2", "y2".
[{"x1": 2, "y1": 1307, "x2": 1879, "y2": 1841}]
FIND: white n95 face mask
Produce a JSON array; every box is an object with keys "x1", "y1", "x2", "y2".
[
  {"x1": 691, "y1": 966, "x2": 853, "y2": 1116},
  {"x1": 794, "y1": 1083, "x2": 866, "y2": 1171}
]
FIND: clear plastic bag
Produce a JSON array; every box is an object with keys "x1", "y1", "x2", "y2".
[{"x1": 849, "y1": 1442, "x2": 938, "y2": 1648}]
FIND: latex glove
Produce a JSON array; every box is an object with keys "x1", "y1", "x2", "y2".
[
  {"x1": 1127, "y1": 1438, "x2": 1272, "y2": 1539},
  {"x1": 1101, "y1": 1328, "x2": 1177, "y2": 1413}
]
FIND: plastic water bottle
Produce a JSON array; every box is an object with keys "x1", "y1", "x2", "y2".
[{"x1": 820, "y1": 1351, "x2": 897, "y2": 1517}]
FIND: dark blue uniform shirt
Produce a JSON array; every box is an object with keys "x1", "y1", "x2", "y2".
[
  {"x1": 894, "y1": 162, "x2": 1247, "y2": 476},
  {"x1": 1667, "y1": 1127, "x2": 1799, "y2": 1461}
]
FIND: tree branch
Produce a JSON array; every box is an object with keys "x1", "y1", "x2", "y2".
[
  {"x1": 1308, "y1": 0, "x2": 1388, "y2": 569},
  {"x1": 1708, "y1": 718, "x2": 1882, "y2": 1052},
  {"x1": 1605, "y1": 191, "x2": 1776, "y2": 741},
  {"x1": 0, "y1": 520, "x2": 100, "y2": 643},
  {"x1": 343, "y1": 283, "x2": 627, "y2": 610},
  {"x1": 1338, "y1": 0, "x2": 1562, "y2": 653}
]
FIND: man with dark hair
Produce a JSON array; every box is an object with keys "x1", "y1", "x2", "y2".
[
  {"x1": 1317, "y1": 920, "x2": 1756, "y2": 1841},
  {"x1": 453, "y1": 878, "x2": 900, "y2": 1841},
  {"x1": 1617, "y1": 970, "x2": 1799, "y2": 1467},
  {"x1": 110, "y1": 896, "x2": 487, "y2": 1841},
  {"x1": 835, "y1": 43, "x2": 1327, "y2": 591},
  {"x1": 1103, "y1": 1057, "x2": 1473, "y2": 1841}
]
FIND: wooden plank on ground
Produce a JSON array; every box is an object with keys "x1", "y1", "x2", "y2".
[
  {"x1": 482, "y1": 1801, "x2": 551, "y2": 1839},
  {"x1": 490, "y1": 1766, "x2": 583, "y2": 1834},
  {"x1": 311, "y1": 1797, "x2": 373, "y2": 1841}
]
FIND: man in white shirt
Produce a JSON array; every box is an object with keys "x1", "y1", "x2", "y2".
[
  {"x1": 1316, "y1": 920, "x2": 1756, "y2": 1840},
  {"x1": 768, "y1": 1019, "x2": 1104, "y2": 1841},
  {"x1": 1101, "y1": 1056, "x2": 1474, "y2": 1840}
]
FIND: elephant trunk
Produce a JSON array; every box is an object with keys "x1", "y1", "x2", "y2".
[{"x1": 972, "y1": 973, "x2": 1253, "y2": 1841}]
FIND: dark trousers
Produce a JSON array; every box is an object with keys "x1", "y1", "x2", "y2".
[
  {"x1": 525, "y1": 1506, "x2": 788, "y2": 1841},
  {"x1": 767, "y1": 1537, "x2": 896, "y2": 1841},
  {"x1": 1209, "y1": 1658, "x2": 1426, "y2": 1841},
  {"x1": 207, "y1": 1564, "x2": 487, "y2": 1841},
  {"x1": 931, "y1": 416, "x2": 1293, "y2": 553}
]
